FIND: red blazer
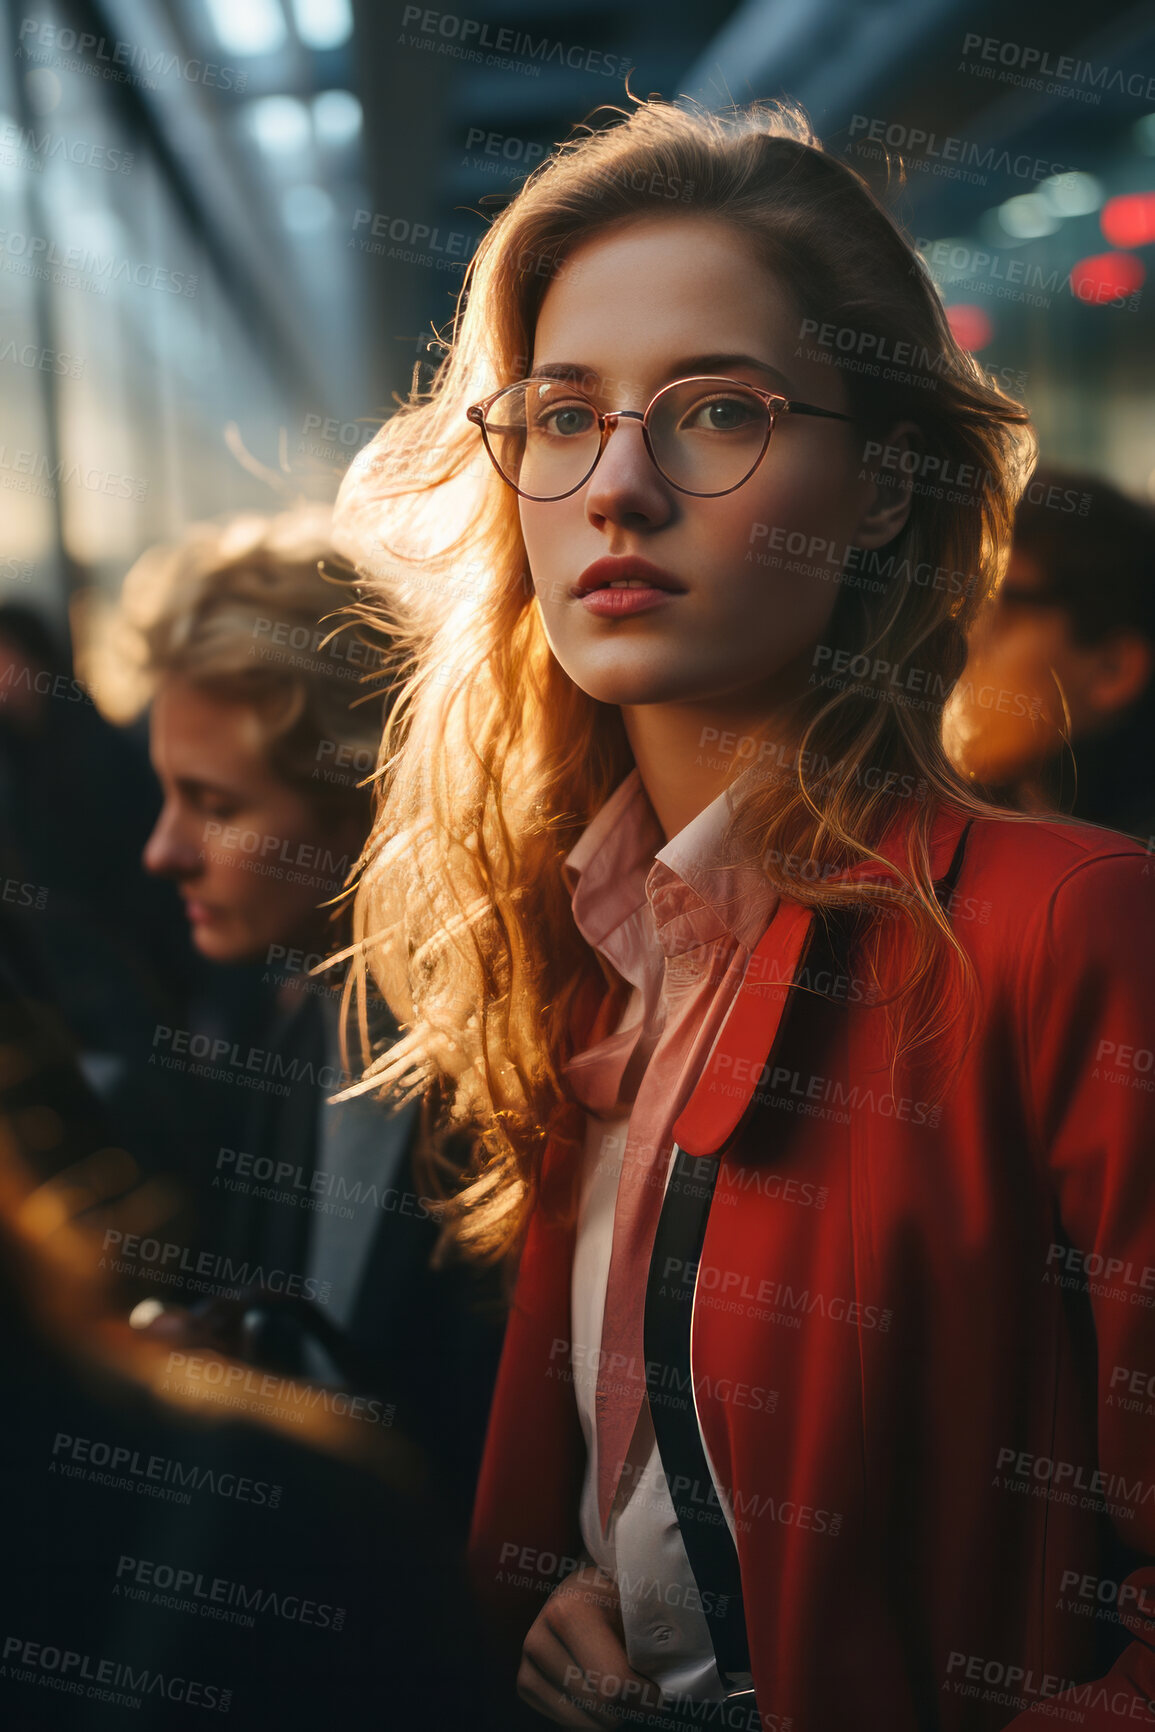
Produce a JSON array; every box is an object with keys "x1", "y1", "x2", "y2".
[{"x1": 470, "y1": 807, "x2": 1155, "y2": 1731}]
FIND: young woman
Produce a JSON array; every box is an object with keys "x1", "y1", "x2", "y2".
[
  {"x1": 122, "y1": 507, "x2": 502, "y2": 1522},
  {"x1": 335, "y1": 100, "x2": 1155, "y2": 1731},
  {"x1": 131, "y1": 506, "x2": 378, "y2": 970},
  {"x1": 125, "y1": 506, "x2": 403, "y2": 1361}
]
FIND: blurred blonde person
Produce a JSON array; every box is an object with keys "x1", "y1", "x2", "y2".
[
  {"x1": 116, "y1": 506, "x2": 501, "y2": 1527},
  {"x1": 123, "y1": 505, "x2": 383, "y2": 967}
]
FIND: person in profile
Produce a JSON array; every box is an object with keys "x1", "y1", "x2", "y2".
[
  {"x1": 120, "y1": 504, "x2": 501, "y2": 1529},
  {"x1": 946, "y1": 467, "x2": 1155, "y2": 840},
  {"x1": 0, "y1": 602, "x2": 198, "y2": 1168}
]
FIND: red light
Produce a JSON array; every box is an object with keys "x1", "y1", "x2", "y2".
[
  {"x1": 945, "y1": 304, "x2": 993, "y2": 351},
  {"x1": 1069, "y1": 252, "x2": 1146, "y2": 305},
  {"x1": 1100, "y1": 193, "x2": 1155, "y2": 249}
]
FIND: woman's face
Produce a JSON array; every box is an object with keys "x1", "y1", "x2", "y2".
[
  {"x1": 144, "y1": 676, "x2": 361, "y2": 964},
  {"x1": 518, "y1": 214, "x2": 886, "y2": 716},
  {"x1": 943, "y1": 550, "x2": 1071, "y2": 788}
]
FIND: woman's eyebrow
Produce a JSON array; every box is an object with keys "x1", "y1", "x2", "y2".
[
  {"x1": 670, "y1": 353, "x2": 793, "y2": 389},
  {"x1": 527, "y1": 362, "x2": 599, "y2": 383},
  {"x1": 176, "y1": 776, "x2": 243, "y2": 801},
  {"x1": 529, "y1": 353, "x2": 794, "y2": 391}
]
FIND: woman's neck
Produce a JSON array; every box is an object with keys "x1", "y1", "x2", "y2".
[{"x1": 622, "y1": 701, "x2": 797, "y2": 842}]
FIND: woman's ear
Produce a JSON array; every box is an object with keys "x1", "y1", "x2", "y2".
[
  {"x1": 1080, "y1": 631, "x2": 1153, "y2": 728},
  {"x1": 853, "y1": 420, "x2": 922, "y2": 551}
]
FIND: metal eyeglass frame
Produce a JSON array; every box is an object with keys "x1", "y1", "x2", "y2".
[{"x1": 465, "y1": 374, "x2": 854, "y2": 501}]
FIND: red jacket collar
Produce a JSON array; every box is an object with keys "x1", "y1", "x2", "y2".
[{"x1": 672, "y1": 802, "x2": 972, "y2": 1157}]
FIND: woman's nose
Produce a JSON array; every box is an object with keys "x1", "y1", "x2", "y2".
[
  {"x1": 142, "y1": 804, "x2": 201, "y2": 880},
  {"x1": 583, "y1": 416, "x2": 673, "y2": 531}
]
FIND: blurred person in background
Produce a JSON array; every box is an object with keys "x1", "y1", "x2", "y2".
[
  {"x1": 0, "y1": 601, "x2": 200, "y2": 1169},
  {"x1": 121, "y1": 505, "x2": 501, "y2": 1531},
  {"x1": 946, "y1": 467, "x2": 1155, "y2": 841}
]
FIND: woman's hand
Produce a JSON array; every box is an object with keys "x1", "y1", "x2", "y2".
[{"x1": 517, "y1": 1562, "x2": 666, "y2": 1726}]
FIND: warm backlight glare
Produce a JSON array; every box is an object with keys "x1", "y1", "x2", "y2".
[{"x1": 1100, "y1": 193, "x2": 1155, "y2": 250}]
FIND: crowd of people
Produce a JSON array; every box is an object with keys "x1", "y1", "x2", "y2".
[{"x1": 3, "y1": 94, "x2": 1153, "y2": 1731}]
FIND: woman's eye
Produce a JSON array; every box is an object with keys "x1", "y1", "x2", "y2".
[
  {"x1": 196, "y1": 795, "x2": 240, "y2": 820},
  {"x1": 685, "y1": 396, "x2": 758, "y2": 431},
  {"x1": 537, "y1": 402, "x2": 596, "y2": 437}
]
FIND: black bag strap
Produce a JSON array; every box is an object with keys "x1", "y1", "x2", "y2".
[
  {"x1": 644, "y1": 1145, "x2": 755, "y2": 1705},
  {"x1": 642, "y1": 819, "x2": 974, "y2": 1710}
]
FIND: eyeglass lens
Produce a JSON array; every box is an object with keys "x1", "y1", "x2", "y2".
[{"x1": 482, "y1": 378, "x2": 773, "y2": 498}]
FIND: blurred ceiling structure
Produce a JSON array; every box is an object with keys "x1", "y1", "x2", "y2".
[{"x1": 1, "y1": 0, "x2": 1151, "y2": 641}]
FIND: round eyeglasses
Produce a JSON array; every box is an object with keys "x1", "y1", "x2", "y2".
[{"x1": 465, "y1": 375, "x2": 853, "y2": 502}]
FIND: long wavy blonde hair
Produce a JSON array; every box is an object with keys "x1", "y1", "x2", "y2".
[{"x1": 333, "y1": 95, "x2": 1035, "y2": 1263}]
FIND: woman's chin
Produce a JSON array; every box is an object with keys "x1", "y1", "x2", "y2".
[
  {"x1": 556, "y1": 656, "x2": 719, "y2": 710},
  {"x1": 191, "y1": 923, "x2": 247, "y2": 965}
]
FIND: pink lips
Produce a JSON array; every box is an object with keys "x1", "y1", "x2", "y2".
[{"x1": 573, "y1": 556, "x2": 684, "y2": 618}]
